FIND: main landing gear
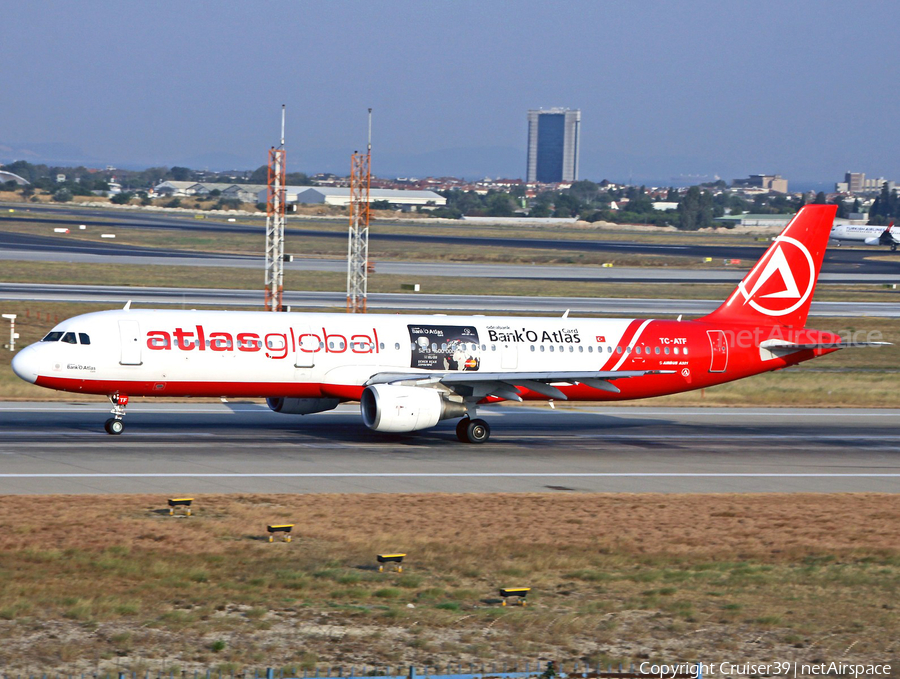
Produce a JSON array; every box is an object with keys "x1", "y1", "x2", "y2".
[
  {"x1": 104, "y1": 394, "x2": 129, "y2": 435},
  {"x1": 456, "y1": 416, "x2": 491, "y2": 444}
]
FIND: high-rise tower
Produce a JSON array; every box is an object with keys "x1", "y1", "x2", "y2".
[{"x1": 526, "y1": 108, "x2": 581, "y2": 183}]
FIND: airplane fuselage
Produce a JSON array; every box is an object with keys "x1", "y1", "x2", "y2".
[{"x1": 12, "y1": 308, "x2": 836, "y2": 402}]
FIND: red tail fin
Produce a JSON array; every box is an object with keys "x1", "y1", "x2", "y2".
[{"x1": 700, "y1": 204, "x2": 836, "y2": 328}]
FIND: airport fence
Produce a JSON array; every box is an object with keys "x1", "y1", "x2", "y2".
[{"x1": 0, "y1": 661, "x2": 683, "y2": 679}]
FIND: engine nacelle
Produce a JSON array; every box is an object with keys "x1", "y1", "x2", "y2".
[
  {"x1": 360, "y1": 384, "x2": 467, "y2": 433},
  {"x1": 864, "y1": 236, "x2": 881, "y2": 245},
  {"x1": 266, "y1": 397, "x2": 341, "y2": 415}
]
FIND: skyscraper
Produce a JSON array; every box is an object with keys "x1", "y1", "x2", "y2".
[{"x1": 526, "y1": 108, "x2": 581, "y2": 183}]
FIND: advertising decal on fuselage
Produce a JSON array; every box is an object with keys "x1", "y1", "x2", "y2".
[{"x1": 408, "y1": 325, "x2": 480, "y2": 371}]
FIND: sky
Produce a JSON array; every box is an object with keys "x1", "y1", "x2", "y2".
[{"x1": 2, "y1": 1, "x2": 898, "y2": 187}]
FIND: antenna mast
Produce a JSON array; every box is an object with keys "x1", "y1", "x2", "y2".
[
  {"x1": 264, "y1": 105, "x2": 287, "y2": 312},
  {"x1": 347, "y1": 108, "x2": 372, "y2": 313}
]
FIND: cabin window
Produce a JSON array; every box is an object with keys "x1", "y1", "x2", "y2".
[
  {"x1": 328, "y1": 341, "x2": 334, "y2": 350},
  {"x1": 664, "y1": 347, "x2": 670, "y2": 355},
  {"x1": 626, "y1": 346, "x2": 632, "y2": 353},
  {"x1": 588, "y1": 346, "x2": 593, "y2": 353},
  {"x1": 616, "y1": 346, "x2": 623, "y2": 354},
  {"x1": 578, "y1": 346, "x2": 583, "y2": 353},
  {"x1": 635, "y1": 346, "x2": 642, "y2": 355},
  {"x1": 394, "y1": 343, "x2": 400, "y2": 350},
  {"x1": 608, "y1": 346, "x2": 613, "y2": 353},
  {"x1": 549, "y1": 345, "x2": 555, "y2": 352},
  {"x1": 61, "y1": 332, "x2": 77, "y2": 345},
  {"x1": 471, "y1": 343, "x2": 478, "y2": 352},
  {"x1": 441, "y1": 343, "x2": 448, "y2": 351},
  {"x1": 379, "y1": 342, "x2": 385, "y2": 350},
  {"x1": 530, "y1": 345, "x2": 535, "y2": 352},
  {"x1": 540, "y1": 345, "x2": 545, "y2": 352},
  {"x1": 42, "y1": 332, "x2": 63, "y2": 342},
  {"x1": 491, "y1": 345, "x2": 496, "y2": 352},
  {"x1": 673, "y1": 347, "x2": 679, "y2": 355},
  {"x1": 78, "y1": 333, "x2": 91, "y2": 345},
  {"x1": 431, "y1": 343, "x2": 438, "y2": 352},
  {"x1": 683, "y1": 347, "x2": 689, "y2": 355},
  {"x1": 655, "y1": 347, "x2": 660, "y2": 355}
]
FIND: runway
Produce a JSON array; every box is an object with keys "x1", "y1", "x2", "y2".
[
  {"x1": 4, "y1": 204, "x2": 900, "y2": 276},
  {"x1": 6, "y1": 238, "x2": 900, "y2": 285},
  {"x1": 1, "y1": 403, "x2": 898, "y2": 494},
  {"x1": 3, "y1": 281, "x2": 900, "y2": 316}
]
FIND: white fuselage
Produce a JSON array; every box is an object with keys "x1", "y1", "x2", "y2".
[
  {"x1": 13, "y1": 309, "x2": 695, "y2": 399},
  {"x1": 829, "y1": 223, "x2": 888, "y2": 244}
]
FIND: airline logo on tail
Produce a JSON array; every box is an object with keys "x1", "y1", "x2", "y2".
[{"x1": 737, "y1": 236, "x2": 815, "y2": 317}]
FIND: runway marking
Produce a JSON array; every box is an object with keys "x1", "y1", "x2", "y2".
[{"x1": 0, "y1": 473, "x2": 897, "y2": 479}]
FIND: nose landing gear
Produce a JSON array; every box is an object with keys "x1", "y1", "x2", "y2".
[
  {"x1": 456, "y1": 416, "x2": 491, "y2": 444},
  {"x1": 104, "y1": 394, "x2": 129, "y2": 435}
]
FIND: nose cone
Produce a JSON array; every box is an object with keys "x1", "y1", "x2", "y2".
[{"x1": 11, "y1": 345, "x2": 39, "y2": 384}]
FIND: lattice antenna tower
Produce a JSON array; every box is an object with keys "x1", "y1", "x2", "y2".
[
  {"x1": 264, "y1": 105, "x2": 287, "y2": 312},
  {"x1": 347, "y1": 108, "x2": 372, "y2": 313}
]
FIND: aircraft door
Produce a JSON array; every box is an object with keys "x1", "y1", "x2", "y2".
[
  {"x1": 295, "y1": 327, "x2": 318, "y2": 368},
  {"x1": 118, "y1": 320, "x2": 142, "y2": 366},
  {"x1": 707, "y1": 330, "x2": 728, "y2": 373}
]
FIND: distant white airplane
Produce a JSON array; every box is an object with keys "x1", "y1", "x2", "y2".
[{"x1": 830, "y1": 221, "x2": 898, "y2": 250}]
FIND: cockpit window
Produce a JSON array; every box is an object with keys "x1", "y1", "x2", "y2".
[
  {"x1": 61, "y1": 332, "x2": 77, "y2": 344},
  {"x1": 41, "y1": 331, "x2": 63, "y2": 342},
  {"x1": 78, "y1": 333, "x2": 91, "y2": 345}
]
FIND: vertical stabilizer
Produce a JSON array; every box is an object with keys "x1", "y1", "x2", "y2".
[{"x1": 700, "y1": 204, "x2": 837, "y2": 328}]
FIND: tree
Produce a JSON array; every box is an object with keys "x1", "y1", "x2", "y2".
[
  {"x1": 249, "y1": 165, "x2": 269, "y2": 184},
  {"x1": 552, "y1": 193, "x2": 581, "y2": 218},
  {"x1": 111, "y1": 192, "x2": 134, "y2": 205},
  {"x1": 832, "y1": 196, "x2": 849, "y2": 219},
  {"x1": 52, "y1": 188, "x2": 72, "y2": 202},
  {"x1": 813, "y1": 191, "x2": 827, "y2": 205},
  {"x1": 568, "y1": 180, "x2": 599, "y2": 204},
  {"x1": 677, "y1": 186, "x2": 714, "y2": 231},
  {"x1": 170, "y1": 166, "x2": 192, "y2": 181}
]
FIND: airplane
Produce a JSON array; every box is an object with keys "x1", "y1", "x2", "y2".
[
  {"x1": 11, "y1": 204, "x2": 884, "y2": 443},
  {"x1": 829, "y1": 220, "x2": 898, "y2": 250}
]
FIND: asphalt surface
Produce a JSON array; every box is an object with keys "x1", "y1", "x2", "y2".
[
  {"x1": 4, "y1": 203, "x2": 900, "y2": 275},
  {"x1": 0, "y1": 403, "x2": 897, "y2": 494},
  {"x1": 3, "y1": 282, "x2": 900, "y2": 317}
]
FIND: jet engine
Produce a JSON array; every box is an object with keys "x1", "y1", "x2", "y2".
[
  {"x1": 360, "y1": 384, "x2": 467, "y2": 432},
  {"x1": 266, "y1": 397, "x2": 341, "y2": 415}
]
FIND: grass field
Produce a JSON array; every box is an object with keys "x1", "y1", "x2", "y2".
[{"x1": 0, "y1": 493, "x2": 896, "y2": 672}]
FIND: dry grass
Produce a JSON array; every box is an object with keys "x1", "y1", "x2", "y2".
[{"x1": 0, "y1": 493, "x2": 896, "y2": 671}]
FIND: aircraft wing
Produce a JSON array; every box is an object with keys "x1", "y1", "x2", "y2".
[{"x1": 365, "y1": 369, "x2": 675, "y2": 401}]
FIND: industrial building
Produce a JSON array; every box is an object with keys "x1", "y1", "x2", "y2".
[
  {"x1": 153, "y1": 181, "x2": 265, "y2": 202},
  {"x1": 731, "y1": 174, "x2": 788, "y2": 193},
  {"x1": 257, "y1": 186, "x2": 446, "y2": 209},
  {"x1": 526, "y1": 108, "x2": 581, "y2": 183},
  {"x1": 835, "y1": 172, "x2": 895, "y2": 194}
]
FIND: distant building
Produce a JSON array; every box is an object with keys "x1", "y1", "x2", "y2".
[
  {"x1": 732, "y1": 174, "x2": 788, "y2": 193},
  {"x1": 835, "y1": 172, "x2": 894, "y2": 194},
  {"x1": 260, "y1": 186, "x2": 446, "y2": 209},
  {"x1": 526, "y1": 108, "x2": 581, "y2": 183},
  {"x1": 221, "y1": 184, "x2": 266, "y2": 203}
]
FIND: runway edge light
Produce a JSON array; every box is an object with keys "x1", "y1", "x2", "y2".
[
  {"x1": 167, "y1": 498, "x2": 194, "y2": 516},
  {"x1": 266, "y1": 524, "x2": 294, "y2": 543},
  {"x1": 377, "y1": 553, "x2": 406, "y2": 573},
  {"x1": 499, "y1": 587, "x2": 531, "y2": 606}
]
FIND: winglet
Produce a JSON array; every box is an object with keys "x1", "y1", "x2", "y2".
[{"x1": 123, "y1": 300, "x2": 132, "y2": 311}]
